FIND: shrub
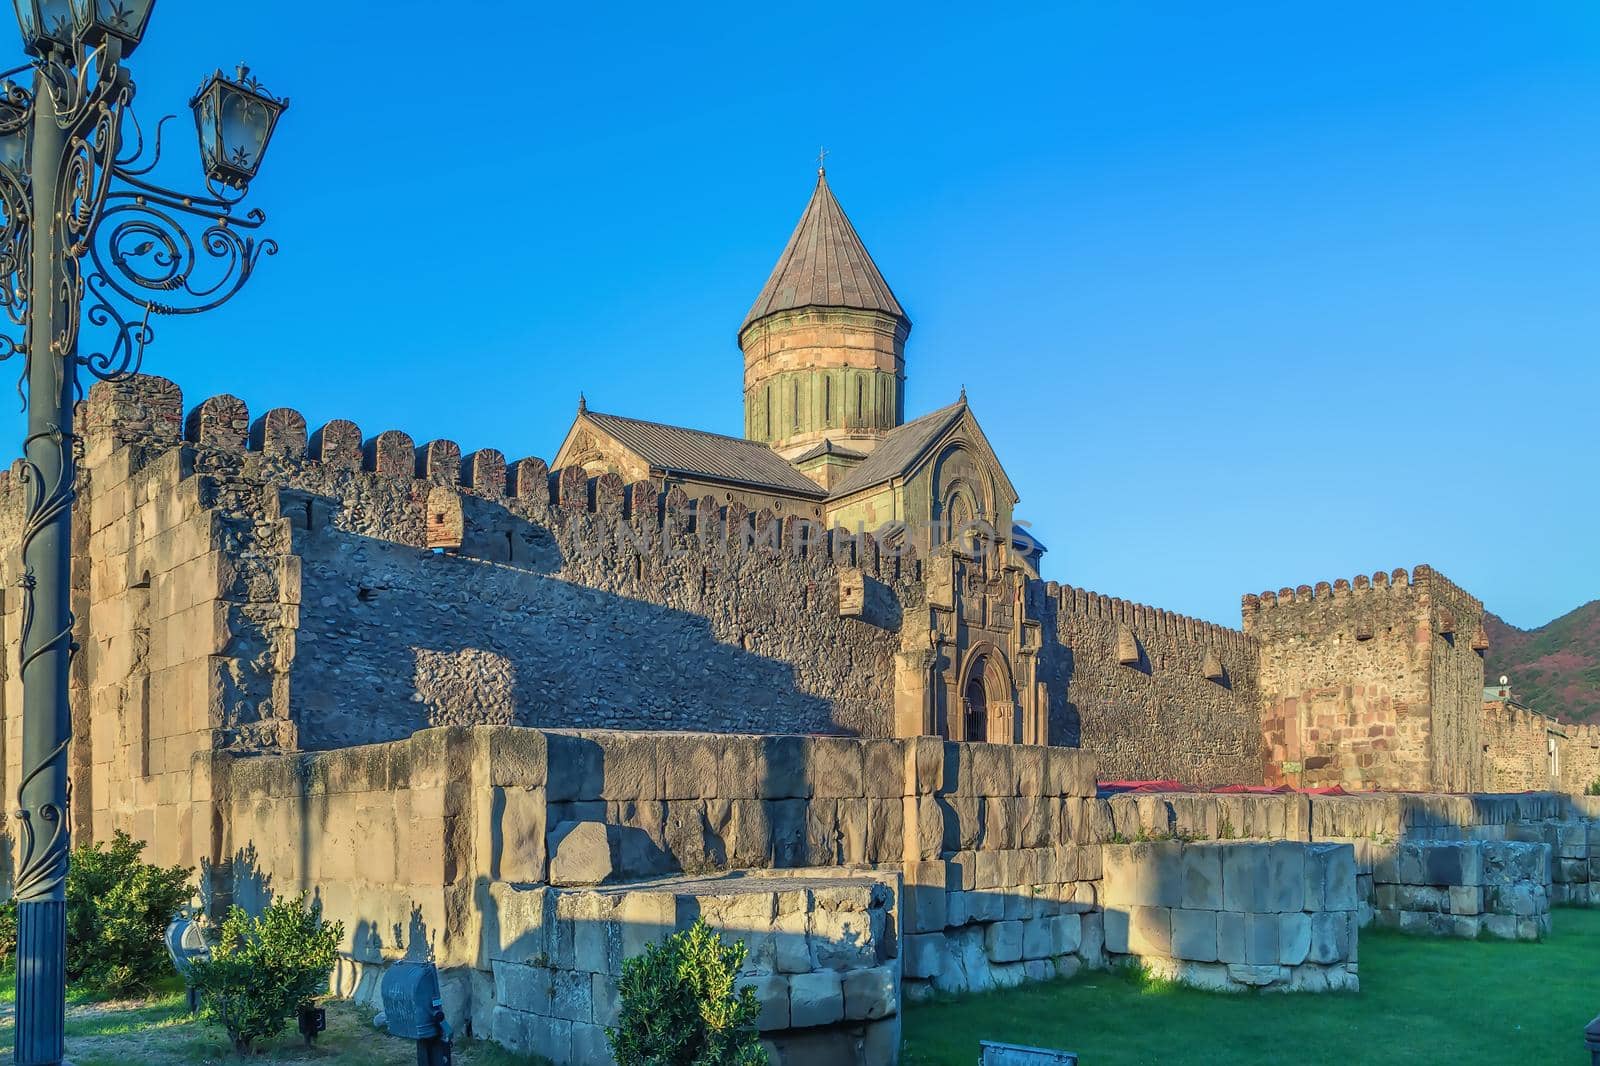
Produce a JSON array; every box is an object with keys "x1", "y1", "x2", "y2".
[
  {"x1": 187, "y1": 894, "x2": 343, "y2": 1054},
  {"x1": 0, "y1": 830, "x2": 191, "y2": 994},
  {"x1": 1587, "y1": 779, "x2": 1600, "y2": 797},
  {"x1": 608, "y1": 918, "x2": 765, "y2": 1066}
]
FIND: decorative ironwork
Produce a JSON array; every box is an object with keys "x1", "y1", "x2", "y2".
[{"x1": 0, "y1": 8, "x2": 286, "y2": 1062}]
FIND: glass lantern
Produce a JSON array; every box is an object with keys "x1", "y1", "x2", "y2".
[
  {"x1": 190, "y1": 65, "x2": 288, "y2": 190},
  {"x1": 13, "y1": 0, "x2": 77, "y2": 56},
  {"x1": 0, "y1": 119, "x2": 29, "y2": 178},
  {"x1": 70, "y1": 0, "x2": 156, "y2": 54}
]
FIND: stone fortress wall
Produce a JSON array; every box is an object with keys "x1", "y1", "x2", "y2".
[
  {"x1": 1245, "y1": 567, "x2": 1488, "y2": 793},
  {"x1": 2, "y1": 374, "x2": 1597, "y2": 1064},
  {"x1": 1040, "y1": 585, "x2": 1261, "y2": 787},
  {"x1": 1483, "y1": 697, "x2": 1600, "y2": 795},
  {"x1": 0, "y1": 373, "x2": 1582, "y2": 869}
]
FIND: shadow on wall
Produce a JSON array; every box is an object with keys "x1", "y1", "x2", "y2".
[{"x1": 287, "y1": 493, "x2": 841, "y2": 749}]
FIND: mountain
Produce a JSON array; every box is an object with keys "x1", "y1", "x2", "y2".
[{"x1": 1483, "y1": 601, "x2": 1600, "y2": 726}]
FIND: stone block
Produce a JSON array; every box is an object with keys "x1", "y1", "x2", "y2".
[
  {"x1": 1052, "y1": 913, "x2": 1082, "y2": 956},
  {"x1": 548, "y1": 969, "x2": 593, "y2": 1023},
  {"x1": 807, "y1": 737, "x2": 865, "y2": 798},
  {"x1": 1308, "y1": 911, "x2": 1350, "y2": 964},
  {"x1": 1102, "y1": 842, "x2": 1183, "y2": 908},
  {"x1": 1243, "y1": 913, "x2": 1278, "y2": 966},
  {"x1": 810, "y1": 902, "x2": 876, "y2": 972},
  {"x1": 787, "y1": 971, "x2": 844, "y2": 1028},
  {"x1": 1127, "y1": 907, "x2": 1172, "y2": 957},
  {"x1": 968, "y1": 888, "x2": 1005, "y2": 924},
  {"x1": 904, "y1": 933, "x2": 945, "y2": 980},
  {"x1": 492, "y1": 961, "x2": 551, "y2": 1014},
  {"x1": 1222, "y1": 843, "x2": 1270, "y2": 912},
  {"x1": 1021, "y1": 917, "x2": 1054, "y2": 961},
  {"x1": 1182, "y1": 845, "x2": 1224, "y2": 910},
  {"x1": 549, "y1": 821, "x2": 615, "y2": 887},
  {"x1": 1226, "y1": 963, "x2": 1286, "y2": 988},
  {"x1": 654, "y1": 736, "x2": 726, "y2": 802},
  {"x1": 545, "y1": 734, "x2": 604, "y2": 802},
  {"x1": 986, "y1": 920, "x2": 1024, "y2": 963},
  {"x1": 1448, "y1": 885, "x2": 1482, "y2": 916},
  {"x1": 862, "y1": 740, "x2": 907, "y2": 799},
  {"x1": 750, "y1": 737, "x2": 813, "y2": 800},
  {"x1": 591, "y1": 973, "x2": 621, "y2": 1028},
  {"x1": 969, "y1": 743, "x2": 1018, "y2": 797},
  {"x1": 491, "y1": 786, "x2": 548, "y2": 884},
  {"x1": 1278, "y1": 913, "x2": 1311, "y2": 966},
  {"x1": 842, "y1": 965, "x2": 896, "y2": 1021},
  {"x1": 902, "y1": 867, "x2": 951, "y2": 935},
  {"x1": 738, "y1": 974, "x2": 790, "y2": 1032},
  {"x1": 1171, "y1": 909, "x2": 1218, "y2": 963},
  {"x1": 527, "y1": 1015, "x2": 574, "y2": 1063},
  {"x1": 489, "y1": 1006, "x2": 530, "y2": 1054},
  {"x1": 572, "y1": 1021, "x2": 610, "y2": 1065},
  {"x1": 1104, "y1": 909, "x2": 1130, "y2": 955},
  {"x1": 1264, "y1": 842, "x2": 1306, "y2": 912},
  {"x1": 1425, "y1": 842, "x2": 1482, "y2": 887},
  {"x1": 1080, "y1": 911, "x2": 1105, "y2": 964}
]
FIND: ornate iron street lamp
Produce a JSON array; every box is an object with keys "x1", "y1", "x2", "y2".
[{"x1": 0, "y1": 3, "x2": 285, "y2": 1062}]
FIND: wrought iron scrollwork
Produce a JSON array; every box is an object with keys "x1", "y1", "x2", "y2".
[
  {"x1": 12, "y1": 418, "x2": 77, "y2": 903},
  {"x1": 67, "y1": 104, "x2": 276, "y2": 384}
]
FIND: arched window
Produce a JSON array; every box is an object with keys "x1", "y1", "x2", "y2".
[
  {"x1": 824, "y1": 377, "x2": 832, "y2": 424},
  {"x1": 792, "y1": 380, "x2": 800, "y2": 430},
  {"x1": 856, "y1": 376, "x2": 863, "y2": 421},
  {"x1": 764, "y1": 385, "x2": 772, "y2": 438}
]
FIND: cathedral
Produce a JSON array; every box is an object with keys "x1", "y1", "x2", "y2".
[{"x1": 552, "y1": 166, "x2": 1043, "y2": 578}]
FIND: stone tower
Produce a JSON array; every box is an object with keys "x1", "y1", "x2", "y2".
[{"x1": 739, "y1": 167, "x2": 911, "y2": 462}]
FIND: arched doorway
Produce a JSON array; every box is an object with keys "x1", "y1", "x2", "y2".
[
  {"x1": 956, "y1": 646, "x2": 1016, "y2": 743},
  {"x1": 963, "y1": 666, "x2": 989, "y2": 742}
]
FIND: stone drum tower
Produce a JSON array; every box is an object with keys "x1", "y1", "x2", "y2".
[{"x1": 738, "y1": 165, "x2": 911, "y2": 473}]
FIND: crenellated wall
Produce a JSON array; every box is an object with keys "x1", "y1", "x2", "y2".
[
  {"x1": 0, "y1": 376, "x2": 943, "y2": 866},
  {"x1": 1244, "y1": 566, "x2": 1487, "y2": 793},
  {"x1": 1484, "y1": 699, "x2": 1600, "y2": 795},
  {"x1": 1038, "y1": 583, "x2": 1261, "y2": 787}
]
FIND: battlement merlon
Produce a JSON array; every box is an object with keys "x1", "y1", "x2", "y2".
[
  {"x1": 1240, "y1": 563, "x2": 1486, "y2": 646},
  {"x1": 1045, "y1": 580, "x2": 1253, "y2": 654},
  {"x1": 78, "y1": 375, "x2": 919, "y2": 583}
]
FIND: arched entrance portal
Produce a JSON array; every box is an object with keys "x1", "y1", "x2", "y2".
[{"x1": 954, "y1": 645, "x2": 1016, "y2": 743}]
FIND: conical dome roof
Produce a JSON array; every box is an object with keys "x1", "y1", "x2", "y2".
[{"x1": 741, "y1": 170, "x2": 907, "y2": 333}]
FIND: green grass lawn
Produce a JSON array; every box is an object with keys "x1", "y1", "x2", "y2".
[
  {"x1": 903, "y1": 907, "x2": 1600, "y2": 1066},
  {"x1": 0, "y1": 972, "x2": 549, "y2": 1066}
]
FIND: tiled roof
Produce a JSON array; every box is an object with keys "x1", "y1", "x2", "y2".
[
  {"x1": 827, "y1": 401, "x2": 966, "y2": 499},
  {"x1": 742, "y1": 170, "x2": 907, "y2": 331},
  {"x1": 583, "y1": 411, "x2": 826, "y2": 498}
]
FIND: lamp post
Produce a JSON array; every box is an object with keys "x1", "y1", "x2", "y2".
[{"x1": 0, "y1": 3, "x2": 286, "y2": 1062}]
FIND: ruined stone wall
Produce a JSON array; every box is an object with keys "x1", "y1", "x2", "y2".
[
  {"x1": 1036, "y1": 584, "x2": 1261, "y2": 787},
  {"x1": 1245, "y1": 569, "x2": 1439, "y2": 791}
]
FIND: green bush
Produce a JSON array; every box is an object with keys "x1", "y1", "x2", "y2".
[
  {"x1": 187, "y1": 894, "x2": 343, "y2": 1055},
  {"x1": 608, "y1": 918, "x2": 765, "y2": 1066},
  {"x1": 0, "y1": 830, "x2": 191, "y2": 995},
  {"x1": 1586, "y1": 779, "x2": 1600, "y2": 796}
]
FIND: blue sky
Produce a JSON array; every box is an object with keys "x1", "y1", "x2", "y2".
[{"x1": 20, "y1": 1, "x2": 1599, "y2": 629}]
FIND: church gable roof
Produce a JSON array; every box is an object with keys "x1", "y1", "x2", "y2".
[
  {"x1": 741, "y1": 171, "x2": 907, "y2": 332},
  {"x1": 573, "y1": 409, "x2": 827, "y2": 498},
  {"x1": 826, "y1": 398, "x2": 1019, "y2": 505},
  {"x1": 826, "y1": 400, "x2": 966, "y2": 498}
]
